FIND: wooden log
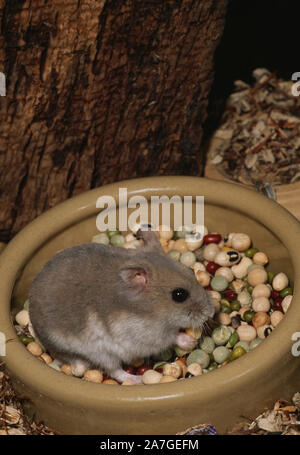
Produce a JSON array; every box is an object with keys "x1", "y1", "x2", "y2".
[{"x1": 0, "y1": 0, "x2": 228, "y2": 241}]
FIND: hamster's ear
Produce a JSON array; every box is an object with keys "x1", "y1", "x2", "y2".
[
  {"x1": 136, "y1": 229, "x2": 162, "y2": 251},
  {"x1": 119, "y1": 265, "x2": 149, "y2": 294}
]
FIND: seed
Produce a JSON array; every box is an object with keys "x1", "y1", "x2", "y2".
[
  {"x1": 231, "y1": 315, "x2": 242, "y2": 329},
  {"x1": 60, "y1": 364, "x2": 73, "y2": 376},
  {"x1": 216, "y1": 312, "x2": 231, "y2": 325},
  {"x1": 103, "y1": 379, "x2": 119, "y2": 385},
  {"x1": 213, "y1": 346, "x2": 230, "y2": 364},
  {"x1": 167, "y1": 249, "x2": 181, "y2": 261},
  {"x1": 162, "y1": 362, "x2": 182, "y2": 379},
  {"x1": 108, "y1": 229, "x2": 121, "y2": 238},
  {"x1": 279, "y1": 287, "x2": 293, "y2": 298},
  {"x1": 84, "y1": 369, "x2": 103, "y2": 383},
  {"x1": 229, "y1": 346, "x2": 246, "y2": 361},
  {"x1": 206, "y1": 262, "x2": 220, "y2": 275},
  {"x1": 234, "y1": 340, "x2": 250, "y2": 352},
  {"x1": 226, "y1": 331, "x2": 239, "y2": 348},
  {"x1": 15, "y1": 309, "x2": 30, "y2": 327},
  {"x1": 180, "y1": 251, "x2": 196, "y2": 267},
  {"x1": 272, "y1": 272, "x2": 289, "y2": 291},
  {"x1": 252, "y1": 283, "x2": 271, "y2": 299},
  {"x1": 272, "y1": 297, "x2": 283, "y2": 312},
  {"x1": 186, "y1": 349, "x2": 210, "y2": 368},
  {"x1": 203, "y1": 243, "x2": 220, "y2": 261},
  {"x1": 131, "y1": 358, "x2": 144, "y2": 368},
  {"x1": 252, "y1": 296, "x2": 270, "y2": 312},
  {"x1": 196, "y1": 270, "x2": 211, "y2": 287},
  {"x1": 26, "y1": 341, "x2": 43, "y2": 357},
  {"x1": 270, "y1": 310, "x2": 284, "y2": 327},
  {"x1": 230, "y1": 300, "x2": 241, "y2": 311},
  {"x1": 231, "y1": 233, "x2": 251, "y2": 252},
  {"x1": 253, "y1": 252, "x2": 268, "y2": 265},
  {"x1": 175, "y1": 360, "x2": 187, "y2": 377},
  {"x1": 237, "y1": 324, "x2": 257, "y2": 342},
  {"x1": 237, "y1": 290, "x2": 252, "y2": 306},
  {"x1": 187, "y1": 363, "x2": 203, "y2": 376},
  {"x1": 92, "y1": 233, "x2": 109, "y2": 245},
  {"x1": 110, "y1": 234, "x2": 125, "y2": 246},
  {"x1": 173, "y1": 239, "x2": 188, "y2": 253},
  {"x1": 122, "y1": 381, "x2": 135, "y2": 385},
  {"x1": 211, "y1": 275, "x2": 228, "y2": 292},
  {"x1": 252, "y1": 311, "x2": 270, "y2": 329},
  {"x1": 40, "y1": 353, "x2": 52, "y2": 364},
  {"x1": 257, "y1": 324, "x2": 273, "y2": 339},
  {"x1": 208, "y1": 362, "x2": 218, "y2": 371},
  {"x1": 186, "y1": 327, "x2": 202, "y2": 339},
  {"x1": 245, "y1": 248, "x2": 259, "y2": 258},
  {"x1": 142, "y1": 369, "x2": 162, "y2": 384},
  {"x1": 136, "y1": 365, "x2": 152, "y2": 375},
  {"x1": 203, "y1": 234, "x2": 222, "y2": 244},
  {"x1": 267, "y1": 271, "x2": 275, "y2": 284},
  {"x1": 215, "y1": 266, "x2": 234, "y2": 282},
  {"x1": 247, "y1": 267, "x2": 268, "y2": 286},
  {"x1": 281, "y1": 295, "x2": 293, "y2": 313},
  {"x1": 18, "y1": 335, "x2": 34, "y2": 346},
  {"x1": 214, "y1": 250, "x2": 240, "y2": 267},
  {"x1": 200, "y1": 336, "x2": 215, "y2": 354},
  {"x1": 212, "y1": 326, "x2": 232, "y2": 345},
  {"x1": 249, "y1": 338, "x2": 262, "y2": 350},
  {"x1": 242, "y1": 310, "x2": 255, "y2": 322}
]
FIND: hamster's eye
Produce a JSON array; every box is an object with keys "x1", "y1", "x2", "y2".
[{"x1": 172, "y1": 288, "x2": 190, "y2": 303}]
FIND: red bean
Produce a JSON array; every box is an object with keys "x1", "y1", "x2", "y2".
[
  {"x1": 206, "y1": 262, "x2": 220, "y2": 275},
  {"x1": 124, "y1": 366, "x2": 135, "y2": 375},
  {"x1": 273, "y1": 297, "x2": 283, "y2": 312},
  {"x1": 271, "y1": 290, "x2": 280, "y2": 300},
  {"x1": 136, "y1": 365, "x2": 152, "y2": 376},
  {"x1": 224, "y1": 289, "x2": 237, "y2": 301},
  {"x1": 205, "y1": 285, "x2": 213, "y2": 290},
  {"x1": 203, "y1": 234, "x2": 222, "y2": 245}
]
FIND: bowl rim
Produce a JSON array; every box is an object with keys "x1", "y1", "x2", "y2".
[{"x1": 0, "y1": 175, "x2": 300, "y2": 409}]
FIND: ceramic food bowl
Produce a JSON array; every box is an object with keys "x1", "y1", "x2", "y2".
[{"x1": 0, "y1": 176, "x2": 299, "y2": 434}]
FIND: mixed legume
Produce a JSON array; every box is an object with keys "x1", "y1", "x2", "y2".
[{"x1": 14, "y1": 226, "x2": 294, "y2": 385}]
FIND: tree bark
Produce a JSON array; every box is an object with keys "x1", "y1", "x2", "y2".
[{"x1": 0, "y1": 0, "x2": 227, "y2": 241}]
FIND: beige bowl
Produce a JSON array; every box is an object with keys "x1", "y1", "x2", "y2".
[{"x1": 0, "y1": 176, "x2": 300, "y2": 434}]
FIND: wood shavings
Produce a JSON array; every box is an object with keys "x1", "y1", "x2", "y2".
[{"x1": 208, "y1": 68, "x2": 300, "y2": 187}]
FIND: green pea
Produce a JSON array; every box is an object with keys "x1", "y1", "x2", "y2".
[
  {"x1": 208, "y1": 362, "x2": 218, "y2": 371},
  {"x1": 172, "y1": 231, "x2": 179, "y2": 240},
  {"x1": 167, "y1": 249, "x2": 181, "y2": 261},
  {"x1": 180, "y1": 251, "x2": 196, "y2": 268},
  {"x1": 110, "y1": 234, "x2": 125, "y2": 246},
  {"x1": 280, "y1": 287, "x2": 293, "y2": 298},
  {"x1": 226, "y1": 331, "x2": 239, "y2": 348},
  {"x1": 213, "y1": 346, "x2": 230, "y2": 364},
  {"x1": 267, "y1": 271, "x2": 275, "y2": 284},
  {"x1": 108, "y1": 229, "x2": 121, "y2": 238},
  {"x1": 249, "y1": 338, "x2": 262, "y2": 350},
  {"x1": 18, "y1": 335, "x2": 34, "y2": 346},
  {"x1": 211, "y1": 275, "x2": 228, "y2": 292},
  {"x1": 92, "y1": 233, "x2": 110, "y2": 245},
  {"x1": 230, "y1": 300, "x2": 241, "y2": 311},
  {"x1": 242, "y1": 276, "x2": 249, "y2": 283},
  {"x1": 243, "y1": 310, "x2": 255, "y2": 323},
  {"x1": 200, "y1": 336, "x2": 215, "y2": 354},
  {"x1": 245, "y1": 248, "x2": 259, "y2": 258},
  {"x1": 247, "y1": 286, "x2": 253, "y2": 295},
  {"x1": 23, "y1": 299, "x2": 30, "y2": 310},
  {"x1": 186, "y1": 349, "x2": 210, "y2": 369},
  {"x1": 221, "y1": 303, "x2": 231, "y2": 314},
  {"x1": 212, "y1": 326, "x2": 232, "y2": 346},
  {"x1": 229, "y1": 346, "x2": 246, "y2": 361},
  {"x1": 174, "y1": 346, "x2": 190, "y2": 357},
  {"x1": 234, "y1": 340, "x2": 250, "y2": 352}
]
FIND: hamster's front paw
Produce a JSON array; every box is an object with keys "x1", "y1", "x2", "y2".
[
  {"x1": 111, "y1": 368, "x2": 143, "y2": 385},
  {"x1": 175, "y1": 332, "x2": 197, "y2": 351}
]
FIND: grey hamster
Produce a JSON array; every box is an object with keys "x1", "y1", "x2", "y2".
[{"x1": 29, "y1": 229, "x2": 214, "y2": 384}]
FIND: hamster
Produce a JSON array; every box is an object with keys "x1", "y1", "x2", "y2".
[{"x1": 29, "y1": 229, "x2": 214, "y2": 384}]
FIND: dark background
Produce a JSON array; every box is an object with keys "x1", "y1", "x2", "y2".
[{"x1": 204, "y1": 0, "x2": 299, "y2": 139}]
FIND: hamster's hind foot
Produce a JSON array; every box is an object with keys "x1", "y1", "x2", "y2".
[{"x1": 70, "y1": 359, "x2": 89, "y2": 377}]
